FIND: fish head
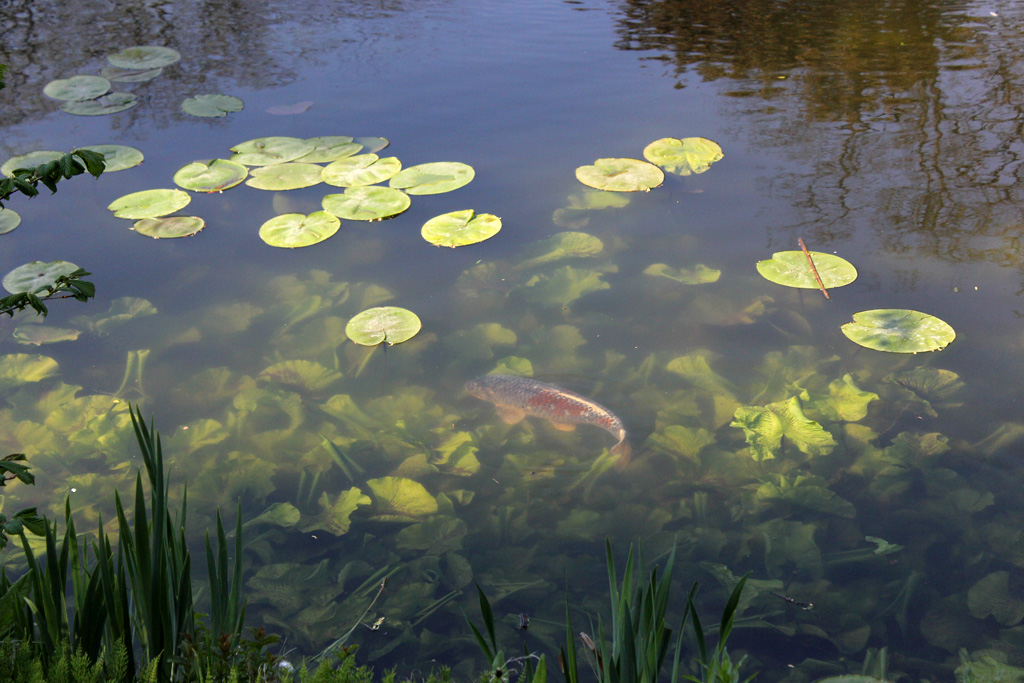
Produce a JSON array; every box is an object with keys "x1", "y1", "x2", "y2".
[{"x1": 464, "y1": 374, "x2": 505, "y2": 402}]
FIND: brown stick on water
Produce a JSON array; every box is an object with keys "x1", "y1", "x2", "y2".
[{"x1": 798, "y1": 238, "x2": 830, "y2": 300}]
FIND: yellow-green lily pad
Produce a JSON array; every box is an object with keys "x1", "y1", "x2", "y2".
[
  {"x1": 107, "y1": 45, "x2": 181, "y2": 69},
  {"x1": 422, "y1": 209, "x2": 501, "y2": 248},
  {"x1": 230, "y1": 137, "x2": 315, "y2": 166},
  {"x1": 61, "y1": 92, "x2": 138, "y2": 116},
  {"x1": 842, "y1": 309, "x2": 956, "y2": 353},
  {"x1": 643, "y1": 137, "x2": 724, "y2": 175},
  {"x1": 644, "y1": 263, "x2": 721, "y2": 284},
  {"x1": 322, "y1": 154, "x2": 402, "y2": 187},
  {"x1": 366, "y1": 476, "x2": 438, "y2": 521},
  {"x1": 2, "y1": 151, "x2": 63, "y2": 177},
  {"x1": 3, "y1": 260, "x2": 80, "y2": 294},
  {"x1": 389, "y1": 161, "x2": 474, "y2": 195},
  {"x1": 13, "y1": 326, "x2": 82, "y2": 345},
  {"x1": 0, "y1": 209, "x2": 21, "y2": 235},
  {"x1": 322, "y1": 187, "x2": 411, "y2": 221},
  {"x1": 173, "y1": 159, "x2": 248, "y2": 192},
  {"x1": 181, "y1": 94, "x2": 244, "y2": 117},
  {"x1": 345, "y1": 306, "x2": 421, "y2": 346},
  {"x1": 108, "y1": 188, "x2": 191, "y2": 219},
  {"x1": 575, "y1": 157, "x2": 664, "y2": 192},
  {"x1": 77, "y1": 144, "x2": 143, "y2": 172},
  {"x1": 298, "y1": 136, "x2": 362, "y2": 163},
  {"x1": 132, "y1": 216, "x2": 205, "y2": 238},
  {"x1": 757, "y1": 251, "x2": 857, "y2": 289},
  {"x1": 100, "y1": 65, "x2": 163, "y2": 82},
  {"x1": 245, "y1": 163, "x2": 324, "y2": 191},
  {"x1": 356, "y1": 136, "x2": 389, "y2": 153},
  {"x1": 259, "y1": 211, "x2": 340, "y2": 248},
  {"x1": 43, "y1": 75, "x2": 111, "y2": 101}
]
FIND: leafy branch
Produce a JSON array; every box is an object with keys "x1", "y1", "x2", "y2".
[
  {"x1": 0, "y1": 149, "x2": 106, "y2": 209},
  {"x1": 0, "y1": 268, "x2": 96, "y2": 318}
]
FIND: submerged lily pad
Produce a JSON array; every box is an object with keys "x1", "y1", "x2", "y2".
[
  {"x1": 643, "y1": 137, "x2": 724, "y2": 175},
  {"x1": 356, "y1": 136, "x2": 389, "y2": 153},
  {"x1": 3, "y1": 260, "x2": 80, "y2": 294},
  {"x1": 644, "y1": 263, "x2": 721, "y2": 285},
  {"x1": 346, "y1": 306, "x2": 421, "y2": 346},
  {"x1": 181, "y1": 94, "x2": 244, "y2": 117},
  {"x1": 731, "y1": 395, "x2": 837, "y2": 461},
  {"x1": 322, "y1": 154, "x2": 402, "y2": 187},
  {"x1": 61, "y1": 92, "x2": 138, "y2": 116},
  {"x1": 0, "y1": 354, "x2": 59, "y2": 388},
  {"x1": 173, "y1": 159, "x2": 248, "y2": 192},
  {"x1": 422, "y1": 210, "x2": 501, "y2": 247},
  {"x1": 259, "y1": 212, "x2": 340, "y2": 248},
  {"x1": 2, "y1": 151, "x2": 63, "y2": 177},
  {"x1": 0, "y1": 209, "x2": 21, "y2": 234},
  {"x1": 107, "y1": 45, "x2": 181, "y2": 69},
  {"x1": 389, "y1": 162, "x2": 474, "y2": 195},
  {"x1": 43, "y1": 75, "x2": 111, "y2": 101},
  {"x1": 757, "y1": 251, "x2": 858, "y2": 290},
  {"x1": 78, "y1": 144, "x2": 144, "y2": 172},
  {"x1": 299, "y1": 136, "x2": 362, "y2": 163},
  {"x1": 366, "y1": 476, "x2": 438, "y2": 521},
  {"x1": 842, "y1": 309, "x2": 955, "y2": 353},
  {"x1": 516, "y1": 232, "x2": 604, "y2": 270},
  {"x1": 575, "y1": 157, "x2": 664, "y2": 192},
  {"x1": 246, "y1": 163, "x2": 324, "y2": 191},
  {"x1": 322, "y1": 187, "x2": 411, "y2": 221},
  {"x1": 230, "y1": 137, "x2": 315, "y2": 166},
  {"x1": 132, "y1": 216, "x2": 205, "y2": 238},
  {"x1": 300, "y1": 489, "x2": 371, "y2": 536},
  {"x1": 12, "y1": 326, "x2": 82, "y2": 345},
  {"x1": 100, "y1": 65, "x2": 163, "y2": 82},
  {"x1": 108, "y1": 189, "x2": 191, "y2": 219}
]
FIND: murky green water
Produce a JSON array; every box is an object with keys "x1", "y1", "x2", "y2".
[{"x1": 4, "y1": 0, "x2": 1024, "y2": 679}]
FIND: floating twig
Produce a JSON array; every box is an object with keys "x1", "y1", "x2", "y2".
[{"x1": 798, "y1": 238, "x2": 830, "y2": 300}]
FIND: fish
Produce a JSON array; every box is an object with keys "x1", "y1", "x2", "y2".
[{"x1": 465, "y1": 374, "x2": 630, "y2": 464}]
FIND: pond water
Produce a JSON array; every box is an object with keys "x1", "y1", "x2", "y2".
[{"x1": 4, "y1": 0, "x2": 1024, "y2": 679}]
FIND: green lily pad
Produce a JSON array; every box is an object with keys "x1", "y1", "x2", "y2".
[
  {"x1": 516, "y1": 231, "x2": 604, "y2": 270},
  {"x1": 644, "y1": 263, "x2": 721, "y2": 284},
  {"x1": 259, "y1": 211, "x2": 340, "y2": 248},
  {"x1": 108, "y1": 188, "x2": 191, "y2": 219},
  {"x1": 132, "y1": 216, "x2": 205, "y2": 238},
  {"x1": 575, "y1": 157, "x2": 664, "y2": 192},
  {"x1": 395, "y1": 516, "x2": 467, "y2": 553},
  {"x1": 0, "y1": 209, "x2": 21, "y2": 234},
  {"x1": 355, "y1": 136, "x2": 390, "y2": 153},
  {"x1": 365, "y1": 476, "x2": 438, "y2": 522},
  {"x1": 3, "y1": 260, "x2": 80, "y2": 294},
  {"x1": 757, "y1": 251, "x2": 857, "y2": 289},
  {"x1": 643, "y1": 137, "x2": 724, "y2": 175},
  {"x1": 173, "y1": 159, "x2": 248, "y2": 192},
  {"x1": 322, "y1": 187, "x2": 411, "y2": 221},
  {"x1": 298, "y1": 136, "x2": 362, "y2": 163},
  {"x1": 230, "y1": 137, "x2": 315, "y2": 166},
  {"x1": 72, "y1": 297, "x2": 156, "y2": 335},
  {"x1": 345, "y1": 306, "x2": 421, "y2": 346},
  {"x1": 61, "y1": 92, "x2": 138, "y2": 116},
  {"x1": 107, "y1": 45, "x2": 181, "y2": 69},
  {"x1": 389, "y1": 161, "x2": 474, "y2": 195},
  {"x1": 422, "y1": 209, "x2": 501, "y2": 247},
  {"x1": 521, "y1": 265, "x2": 612, "y2": 309},
  {"x1": 299, "y1": 489, "x2": 371, "y2": 536},
  {"x1": 43, "y1": 75, "x2": 111, "y2": 101},
  {"x1": 0, "y1": 354, "x2": 59, "y2": 389},
  {"x1": 247, "y1": 502, "x2": 302, "y2": 528},
  {"x1": 842, "y1": 309, "x2": 956, "y2": 353},
  {"x1": 99, "y1": 65, "x2": 163, "y2": 82},
  {"x1": 245, "y1": 163, "x2": 324, "y2": 191},
  {"x1": 181, "y1": 94, "x2": 244, "y2": 117},
  {"x1": 2, "y1": 151, "x2": 63, "y2": 177},
  {"x1": 322, "y1": 154, "x2": 402, "y2": 187},
  {"x1": 78, "y1": 144, "x2": 144, "y2": 172},
  {"x1": 12, "y1": 326, "x2": 82, "y2": 345},
  {"x1": 259, "y1": 360, "x2": 343, "y2": 392},
  {"x1": 731, "y1": 395, "x2": 837, "y2": 461}
]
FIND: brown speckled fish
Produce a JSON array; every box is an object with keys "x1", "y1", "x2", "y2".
[{"x1": 466, "y1": 374, "x2": 630, "y2": 463}]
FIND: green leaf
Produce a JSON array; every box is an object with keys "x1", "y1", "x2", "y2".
[
  {"x1": 644, "y1": 263, "x2": 721, "y2": 284},
  {"x1": 181, "y1": 94, "x2": 244, "y2": 117},
  {"x1": 575, "y1": 157, "x2": 664, "y2": 192},
  {"x1": 516, "y1": 231, "x2": 604, "y2": 270},
  {"x1": 757, "y1": 251, "x2": 858, "y2": 289},
  {"x1": 2, "y1": 260, "x2": 80, "y2": 294},
  {"x1": 642, "y1": 137, "x2": 724, "y2": 175},
  {"x1": 71, "y1": 296, "x2": 157, "y2": 335},
  {"x1": 395, "y1": 516, "x2": 467, "y2": 554},
  {"x1": 108, "y1": 188, "x2": 191, "y2": 219},
  {"x1": 245, "y1": 502, "x2": 301, "y2": 528},
  {"x1": 0, "y1": 208, "x2": 21, "y2": 235},
  {"x1": 43, "y1": 75, "x2": 111, "y2": 101},
  {"x1": 322, "y1": 186, "x2": 411, "y2": 221},
  {"x1": 230, "y1": 137, "x2": 316, "y2": 166},
  {"x1": 520, "y1": 265, "x2": 612, "y2": 309},
  {"x1": 2, "y1": 151, "x2": 63, "y2": 177},
  {"x1": 842, "y1": 309, "x2": 956, "y2": 353},
  {"x1": 389, "y1": 161, "x2": 475, "y2": 195},
  {"x1": 131, "y1": 216, "x2": 205, "y2": 238},
  {"x1": 0, "y1": 353, "x2": 59, "y2": 389},
  {"x1": 173, "y1": 159, "x2": 249, "y2": 192},
  {"x1": 345, "y1": 306, "x2": 421, "y2": 346},
  {"x1": 422, "y1": 209, "x2": 501, "y2": 247},
  {"x1": 258, "y1": 211, "x2": 340, "y2": 248},
  {"x1": 13, "y1": 326, "x2": 81, "y2": 345},
  {"x1": 322, "y1": 154, "x2": 402, "y2": 186},
  {"x1": 107, "y1": 45, "x2": 181, "y2": 69},
  {"x1": 60, "y1": 92, "x2": 138, "y2": 115},
  {"x1": 755, "y1": 473, "x2": 856, "y2": 518},
  {"x1": 99, "y1": 65, "x2": 163, "y2": 82},
  {"x1": 245, "y1": 162, "x2": 324, "y2": 190},
  {"x1": 258, "y1": 360, "x2": 343, "y2": 392},
  {"x1": 365, "y1": 477, "x2": 438, "y2": 521},
  {"x1": 758, "y1": 517, "x2": 823, "y2": 578},
  {"x1": 445, "y1": 323, "x2": 516, "y2": 361},
  {"x1": 801, "y1": 373, "x2": 878, "y2": 422},
  {"x1": 731, "y1": 395, "x2": 837, "y2": 461},
  {"x1": 297, "y1": 136, "x2": 362, "y2": 163},
  {"x1": 77, "y1": 144, "x2": 142, "y2": 172},
  {"x1": 299, "y1": 489, "x2": 371, "y2": 536}
]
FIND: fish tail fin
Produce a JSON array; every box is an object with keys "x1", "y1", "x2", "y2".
[{"x1": 611, "y1": 439, "x2": 631, "y2": 470}]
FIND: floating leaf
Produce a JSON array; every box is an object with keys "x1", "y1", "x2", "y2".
[
  {"x1": 422, "y1": 210, "x2": 501, "y2": 248},
  {"x1": 322, "y1": 154, "x2": 401, "y2": 186},
  {"x1": 230, "y1": 137, "x2": 315, "y2": 166},
  {"x1": 61, "y1": 92, "x2": 138, "y2": 115},
  {"x1": 181, "y1": 94, "x2": 244, "y2": 117},
  {"x1": 107, "y1": 45, "x2": 181, "y2": 69},
  {"x1": 575, "y1": 157, "x2": 664, "y2": 192},
  {"x1": 642, "y1": 137, "x2": 724, "y2": 175},
  {"x1": 366, "y1": 476, "x2": 438, "y2": 521},
  {"x1": 757, "y1": 251, "x2": 857, "y2": 289},
  {"x1": 731, "y1": 395, "x2": 837, "y2": 461},
  {"x1": 516, "y1": 232, "x2": 604, "y2": 270},
  {"x1": 842, "y1": 309, "x2": 955, "y2": 353},
  {"x1": 389, "y1": 161, "x2": 474, "y2": 195},
  {"x1": 300, "y1": 489, "x2": 370, "y2": 536},
  {"x1": 43, "y1": 75, "x2": 111, "y2": 101},
  {"x1": 108, "y1": 188, "x2": 191, "y2": 219},
  {"x1": 644, "y1": 263, "x2": 721, "y2": 284},
  {"x1": 3, "y1": 260, "x2": 80, "y2": 294},
  {"x1": 345, "y1": 306, "x2": 421, "y2": 346},
  {"x1": 322, "y1": 187, "x2": 410, "y2": 221},
  {"x1": 12, "y1": 326, "x2": 81, "y2": 345},
  {"x1": 173, "y1": 159, "x2": 248, "y2": 192},
  {"x1": 132, "y1": 216, "x2": 205, "y2": 238},
  {"x1": 259, "y1": 360, "x2": 342, "y2": 392},
  {"x1": 259, "y1": 212, "x2": 340, "y2": 248},
  {"x1": 356, "y1": 136, "x2": 390, "y2": 153},
  {"x1": 246, "y1": 163, "x2": 324, "y2": 191},
  {"x1": 100, "y1": 65, "x2": 163, "y2": 82},
  {"x1": 2, "y1": 151, "x2": 63, "y2": 177},
  {"x1": 78, "y1": 144, "x2": 143, "y2": 172},
  {"x1": 267, "y1": 100, "x2": 313, "y2": 115},
  {"x1": 0, "y1": 209, "x2": 21, "y2": 234},
  {"x1": 0, "y1": 354, "x2": 59, "y2": 389},
  {"x1": 298, "y1": 136, "x2": 361, "y2": 163}
]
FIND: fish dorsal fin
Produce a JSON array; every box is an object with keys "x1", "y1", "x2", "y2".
[
  {"x1": 550, "y1": 422, "x2": 577, "y2": 432},
  {"x1": 496, "y1": 405, "x2": 526, "y2": 424}
]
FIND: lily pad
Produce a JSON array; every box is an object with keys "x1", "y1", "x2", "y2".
[
  {"x1": 43, "y1": 75, "x2": 111, "y2": 101},
  {"x1": 12, "y1": 326, "x2": 81, "y2": 345},
  {"x1": 2, "y1": 151, "x2": 63, "y2": 177},
  {"x1": 259, "y1": 212, "x2": 340, "y2": 248},
  {"x1": 389, "y1": 161, "x2": 474, "y2": 195},
  {"x1": 181, "y1": 94, "x2": 244, "y2": 117},
  {"x1": 575, "y1": 157, "x2": 664, "y2": 192},
  {"x1": 300, "y1": 489, "x2": 371, "y2": 536},
  {"x1": 259, "y1": 360, "x2": 343, "y2": 392},
  {"x1": 365, "y1": 476, "x2": 438, "y2": 522},
  {"x1": 643, "y1": 137, "x2": 724, "y2": 175},
  {"x1": 356, "y1": 136, "x2": 389, "y2": 153},
  {"x1": 245, "y1": 163, "x2": 324, "y2": 191},
  {"x1": 78, "y1": 144, "x2": 144, "y2": 172},
  {"x1": 0, "y1": 209, "x2": 21, "y2": 234},
  {"x1": 757, "y1": 251, "x2": 858, "y2": 289},
  {"x1": 132, "y1": 216, "x2": 205, "y2": 238},
  {"x1": 842, "y1": 309, "x2": 956, "y2": 353},
  {"x1": 731, "y1": 395, "x2": 837, "y2": 461},
  {"x1": 173, "y1": 159, "x2": 248, "y2": 192},
  {"x1": 516, "y1": 232, "x2": 604, "y2": 270},
  {"x1": 61, "y1": 92, "x2": 138, "y2": 116},
  {"x1": 0, "y1": 354, "x2": 59, "y2": 389},
  {"x1": 108, "y1": 188, "x2": 191, "y2": 219},
  {"x1": 267, "y1": 101, "x2": 313, "y2": 116},
  {"x1": 322, "y1": 187, "x2": 411, "y2": 221},
  {"x1": 230, "y1": 137, "x2": 315, "y2": 166},
  {"x1": 298, "y1": 136, "x2": 362, "y2": 163},
  {"x1": 345, "y1": 306, "x2": 421, "y2": 346},
  {"x1": 322, "y1": 154, "x2": 402, "y2": 186},
  {"x1": 422, "y1": 210, "x2": 501, "y2": 247},
  {"x1": 3, "y1": 260, "x2": 80, "y2": 294},
  {"x1": 644, "y1": 263, "x2": 721, "y2": 284},
  {"x1": 100, "y1": 65, "x2": 163, "y2": 82},
  {"x1": 968, "y1": 571, "x2": 1024, "y2": 626},
  {"x1": 107, "y1": 45, "x2": 181, "y2": 69}
]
